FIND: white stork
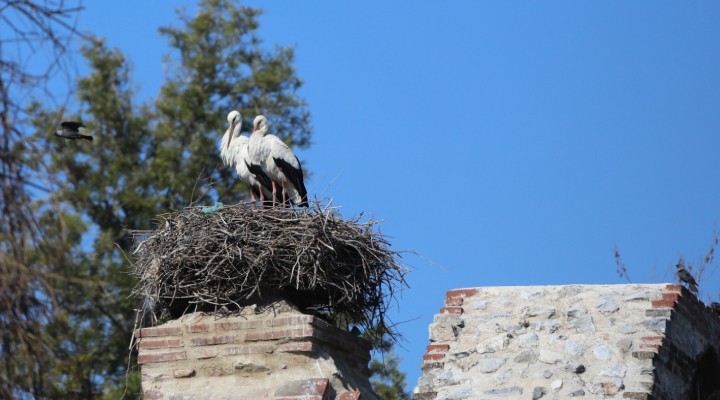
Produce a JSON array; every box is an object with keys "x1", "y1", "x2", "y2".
[
  {"x1": 220, "y1": 111, "x2": 274, "y2": 204},
  {"x1": 248, "y1": 115, "x2": 308, "y2": 207}
]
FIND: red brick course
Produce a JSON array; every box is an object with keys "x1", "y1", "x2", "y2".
[
  {"x1": 138, "y1": 351, "x2": 187, "y2": 364},
  {"x1": 426, "y1": 344, "x2": 449, "y2": 353},
  {"x1": 189, "y1": 334, "x2": 237, "y2": 346},
  {"x1": 445, "y1": 288, "x2": 477, "y2": 301},
  {"x1": 423, "y1": 353, "x2": 445, "y2": 362},
  {"x1": 187, "y1": 324, "x2": 209, "y2": 333},
  {"x1": 136, "y1": 327, "x2": 182, "y2": 338},
  {"x1": 223, "y1": 345, "x2": 274, "y2": 356},
  {"x1": 138, "y1": 339, "x2": 182, "y2": 349},
  {"x1": 439, "y1": 307, "x2": 463, "y2": 315},
  {"x1": 445, "y1": 297, "x2": 463, "y2": 306}
]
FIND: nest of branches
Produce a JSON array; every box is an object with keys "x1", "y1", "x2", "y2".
[{"x1": 130, "y1": 201, "x2": 408, "y2": 347}]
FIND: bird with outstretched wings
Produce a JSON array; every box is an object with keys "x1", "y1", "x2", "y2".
[{"x1": 55, "y1": 121, "x2": 93, "y2": 141}]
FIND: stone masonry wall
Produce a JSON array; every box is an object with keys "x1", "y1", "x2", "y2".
[
  {"x1": 414, "y1": 283, "x2": 720, "y2": 400},
  {"x1": 137, "y1": 303, "x2": 378, "y2": 400}
]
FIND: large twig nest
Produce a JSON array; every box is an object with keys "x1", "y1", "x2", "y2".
[{"x1": 130, "y1": 201, "x2": 408, "y2": 347}]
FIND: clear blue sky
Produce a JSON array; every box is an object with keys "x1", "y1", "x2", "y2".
[{"x1": 75, "y1": 1, "x2": 720, "y2": 391}]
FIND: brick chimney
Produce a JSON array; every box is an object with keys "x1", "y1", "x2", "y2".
[{"x1": 137, "y1": 302, "x2": 378, "y2": 399}]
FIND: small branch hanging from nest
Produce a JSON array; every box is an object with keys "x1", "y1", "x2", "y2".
[{"x1": 129, "y1": 201, "x2": 409, "y2": 348}]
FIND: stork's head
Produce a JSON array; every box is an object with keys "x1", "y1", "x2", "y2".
[
  {"x1": 226, "y1": 110, "x2": 242, "y2": 148},
  {"x1": 253, "y1": 115, "x2": 268, "y2": 135}
]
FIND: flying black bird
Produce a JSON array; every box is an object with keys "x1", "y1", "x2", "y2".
[
  {"x1": 55, "y1": 121, "x2": 93, "y2": 141},
  {"x1": 676, "y1": 262, "x2": 699, "y2": 294},
  {"x1": 709, "y1": 302, "x2": 720, "y2": 317}
]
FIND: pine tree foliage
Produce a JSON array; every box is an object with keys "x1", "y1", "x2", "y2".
[
  {"x1": 18, "y1": 0, "x2": 311, "y2": 398},
  {"x1": 370, "y1": 351, "x2": 412, "y2": 400}
]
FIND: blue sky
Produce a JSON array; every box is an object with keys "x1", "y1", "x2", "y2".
[{"x1": 72, "y1": 1, "x2": 720, "y2": 391}]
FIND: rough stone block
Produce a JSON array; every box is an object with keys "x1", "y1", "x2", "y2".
[
  {"x1": 235, "y1": 360, "x2": 270, "y2": 374},
  {"x1": 592, "y1": 344, "x2": 611, "y2": 360},
  {"x1": 428, "y1": 314, "x2": 463, "y2": 342},
  {"x1": 413, "y1": 392, "x2": 438, "y2": 400},
  {"x1": 172, "y1": 369, "x2": 196, "y2": 378},
  {"x1": 476, "y1": 357, "x2": 506, "y2": 373}
]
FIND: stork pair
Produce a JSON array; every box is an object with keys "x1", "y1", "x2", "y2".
[{"x1": 220, "y1": 111, "x2": 308, "y2": 208}]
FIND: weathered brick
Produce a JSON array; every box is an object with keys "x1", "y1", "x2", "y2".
[
  {"x1": 651, "y1": 298, "x2": 676, "y2": 308},
  {"x1": 641, "y1": 336, "x2": 662, "y2": 342},
  {"x1": 137, "y1": 351, "x2": 187, "y2": 364},
  {"x1": 661, "y1": 292, "x2": 679, "y2": 301},
  {"x1": 664, "y1": 284, "x2": 682, "y2": 292},
  {"x1": 138, "y1": 327, "x2": 182, "y2": 337},
  {"x1": 216, "y1": 320, "x2": 263, "y2": 331},
  {"x1": 277, "y1": 341, "x2": 315, "y2": 353},
  {"x1": 189, "y1": 334, "x2": 236, "y2": 346},
  {"x1": 187, "y1": 324, "x2": 209, "y2": 333},
  {"x1": 446, "y1": 288, "x2": 478, "y2": 300},
  {"x1": 440, "y1": 307, "x2": 463, "y2": 315},
  {"x1": 265, "y1": 315, "x2": 313, "y2": 328},
  {"x1": 274, "y1": 378, "x2": 329, "y2": 397},
  {"x1": 423, "y1": 353, "x2": 445, "y2": 362},
  {"x1": 426, "y1": 344, "x2": 450, "y2": 353},
  {"x1": 138, "y1": 339, "x2": 182, "y2": 349},
  {"x1": 245, "y1": 327, "x2": 314, "y2": 341},
  {"x1": 223, "y1": 345, "x2": 274, "y2": 356},
  {"x1": 445, "y1": 297, "x2": 463, "y2": 306}
]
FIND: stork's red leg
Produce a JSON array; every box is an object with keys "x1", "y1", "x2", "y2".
[{"x1": 281, "y1": 179, "x2": 288, "y2": 206}]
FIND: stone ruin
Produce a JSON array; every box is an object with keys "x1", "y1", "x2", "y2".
[{"x1": 414, "y1": 283, "x2": 720, "y2": 400}]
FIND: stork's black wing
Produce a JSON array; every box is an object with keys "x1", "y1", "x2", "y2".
[
  {"x1": 60, "y1": 121, "x2": 86, "y2": 132},
  {"x1": 273, "y1": 156, "x2": 308, "y2": 207}
]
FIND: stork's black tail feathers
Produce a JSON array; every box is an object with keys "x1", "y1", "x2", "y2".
[{"x1": 274, "y1": 156, "x2": 308, "y2": 207}]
